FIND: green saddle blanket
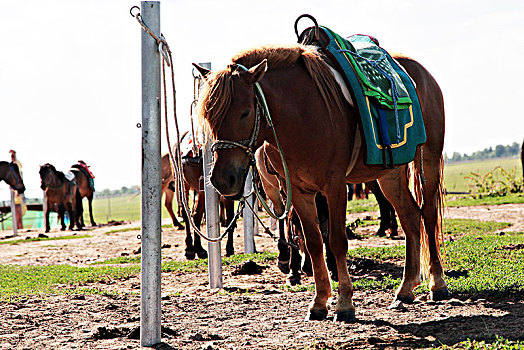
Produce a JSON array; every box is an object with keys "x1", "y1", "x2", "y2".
[{"x1": 319, "y1": 26, "x2": 427, "y2": 166}]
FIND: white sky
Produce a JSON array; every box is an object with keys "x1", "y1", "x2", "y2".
[{"x1": 1, "y1": 0, "x2": 523, "y2": 200}]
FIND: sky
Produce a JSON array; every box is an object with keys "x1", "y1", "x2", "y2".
[{"x1": 1, "y1": 0, "x2": 523, "y2": 200}]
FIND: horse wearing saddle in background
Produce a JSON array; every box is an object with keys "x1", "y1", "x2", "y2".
[
  {"x1": 0, "y1": 161, "x2": 25, "y2": 194},
  {"x1": 71, "y1": 162, "x2": 97, "y2": 228},
  {"x1": 39, "y1": 163, "x2": 81, "y2": 232},
  {"x1": 162, "y1": 132, "x2": 236, "y2": 259},
  {"x1": 194, "y1": 36, "x2": 447, "y2": 321}
]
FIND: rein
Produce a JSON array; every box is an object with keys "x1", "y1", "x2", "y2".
[{"x1": 7, "y1": 164, "x2": 21, "y2": 188}]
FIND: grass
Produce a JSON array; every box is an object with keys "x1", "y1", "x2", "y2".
[
  {"x1": 0, "y1": 234, "x2": 91, "y2": 245},
  {"x1": 444, "y1": 157, "x2": 521, "y2": 193},
  {"x1": 0, "y1": 251, "x2": 278, "y2": 301},
  {"x1": 0, "y1": 264, "x2": 139, "y2": 301},
  {"x1": 447, "y1": 193, "x2": 524, "y2": 207},
  {"x1": 432, "y1": 335, "x2": 524, "y2": 349}
]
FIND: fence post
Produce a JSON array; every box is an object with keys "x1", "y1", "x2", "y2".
[
  {"x1": 200, "y1": 60, "x2": 223, "y2": 289},
  {"x1": 10, "y1": 189, "x2": 18, "y2": 236},
  {"x1": 139, "y1": 1, "x2": 162, "y2": 346},
  {"x1": 243, "y1": 170, "x2": 256, "y2": 253}
]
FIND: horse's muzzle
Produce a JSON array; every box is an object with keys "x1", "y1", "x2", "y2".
[{"x1": 210, "y1": 167, "x2": 247, "y2": 199}]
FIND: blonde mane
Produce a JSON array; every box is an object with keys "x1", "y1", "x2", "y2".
[{"x1": 196, "y1": 44, "x2": 346, "y2": 134}]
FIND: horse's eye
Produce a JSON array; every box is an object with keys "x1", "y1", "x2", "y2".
[{"x1": 241, "y1": 110, "x2": 250, "y2": 120}]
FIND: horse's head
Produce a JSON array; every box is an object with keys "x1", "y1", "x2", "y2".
[
  {"x1": 6, "y1": 162, "x2": 25, "y2": 194},
  {"x1": 194, "y1": 59, "x2": 268, "y2": 199},
  {"x1": 39, "y1": 163, "x2": 59, "y2": 190}
]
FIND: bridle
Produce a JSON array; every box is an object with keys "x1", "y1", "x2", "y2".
[
  {"x1": 208, "y1": 63, "x2": 293, "y2": 220},
  {"x1": 210, "y1": 66, "x2": 264, "y2": 165},
  {"x1": 7, "y1": 163, "x2": 22, "y2": 189}
]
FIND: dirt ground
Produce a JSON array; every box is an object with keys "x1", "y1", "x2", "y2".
[{"x1": 0, "y1": 203, "x2": 523, "y2": 350}]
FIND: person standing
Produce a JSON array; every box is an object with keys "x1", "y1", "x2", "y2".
[{"x1": 9, "y1": 150, "x2": 25, "y2": 229}]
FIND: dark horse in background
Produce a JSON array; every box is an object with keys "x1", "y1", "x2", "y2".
[
  {"x1": 161, "y1": 133, "x2": 236, "y2": 259},
  {"x1": 0, "y1": 161, "x2": 25, "y2": 195},
  {"x1": 71, "y1": 162, "x2": 97, "y2": 228},
  {"x1": 40, "y1": 163, "x2": 81, "y2": 232},
  {"x1": 195, "y1": 41, "x2": 447, "y2": 321}
]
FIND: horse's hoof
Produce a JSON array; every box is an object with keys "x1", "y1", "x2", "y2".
[
  {"x1": 287, "y1": 275, "x2": 302, "y2": 286},
  {"x1": 431, "y1": 288, "x2": 451, "y2": 301},
  {"x1": 376, "y1": 229, "x2": 386, "y2": 237},
  {"x1": 197, "y1": 250, "x2": 208, "y2": 259},
  {"x1": 225, "y1": 250, "x2": 234, "y2": 257},
  {"x1": 185, "y1": 251, "x2": 196, "y2": 260},
  {"x1": 91, "y1": 222, "x2": 97, "y2": 227},
  {"x1": 305, "y1": 309, "x2": 328, "y2": 321},
  {"x1": 176, "y1": 224, "x2": 184, "y2": 230},
  {"x1": 395, "y1": 294, "x2": 415, "y2": 304},
  {"x1": 277, "y1": 260, "x2": 290, "y2": 275},
  {"x1": 333, "y1": 309, "x2": 356, "y2": 323}
]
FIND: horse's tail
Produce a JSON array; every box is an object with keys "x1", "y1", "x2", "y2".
[{"x1": 412, "y1": 154, "x2": 445, "y2": 278}]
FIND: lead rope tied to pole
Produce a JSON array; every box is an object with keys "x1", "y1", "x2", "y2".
[{"x1": 132, "y1": 6, "x2": 285, "y2": 244}]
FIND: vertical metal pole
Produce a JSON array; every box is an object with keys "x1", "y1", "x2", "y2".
[
  {"x1": 140, "y1": 1, "x2": 162, "y2": 347},
  {"x1": 243, "y1": 170, "x2": 255, "y2": 253},
  {"x1": 203, "y1": 137, "x2": 222, "y2": 288},
  {"x1": 10, "y1": 189, "x2": 18, "y2": 236},
  {"x1": 200, "y1": 61, "x2": 223, "y2": 289}
]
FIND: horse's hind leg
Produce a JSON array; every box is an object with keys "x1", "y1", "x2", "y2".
[
  {"x1": 277, "y1": 218, "x2": 290, "y2": 274},
  {"x1": 366, "y1": 180, "x2": 398, "y2": 237},
  {"x1": 378, "y1": 168, "x2": 423, "y2": 303},
  {"x1": 181, "y1": 208, "x2": 195, "y2": 260},
  {"x1": 325, "y1": 183, "x2": 355, "y2": 322},
  {"x1": 164, "y1": 187, "x2": 184, "y2": 230},
  {"x1": 419, "y1": 156, "x2": 449, "y2": 300},
  {"x1": 58, "y1": 205, "x2": 66, "y2": 231},
  {"x1": 316, "y1": 193, "x2": 338, "y2": 282},
  {"x1": 292, "y1": 189, "x2": 331, "y2": 321}
]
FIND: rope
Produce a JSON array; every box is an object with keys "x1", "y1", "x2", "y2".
[{"x1": 131, "y1": 6, "x2": 283, "y2": 245}]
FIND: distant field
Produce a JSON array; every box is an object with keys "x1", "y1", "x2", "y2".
[
  {"x1": 444, "y1": 157, "x2": 522, "y2": 193},
  {"x1": 1, "y1": 157, "x2": 522, "y2": 228}
]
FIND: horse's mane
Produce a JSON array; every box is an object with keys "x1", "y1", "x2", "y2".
[
  {"x1": 197, "y1": 44, "x2": 346, "y2": 132},
  {"x1": 40, "y1": 163, "x2": 66, "y2": 182}
]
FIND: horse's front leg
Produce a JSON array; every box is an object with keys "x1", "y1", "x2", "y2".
[
  {"x1": 378, "y1": 169, "x2": 422, "y2": 303},
  {"x1": 292, "y1": 189, "x2": 331, "y2": 321},
  {"x1": 224, "y1": 199, "x2": 235, "y2": 257},
  {"x1": 326, "y1": 183, "x2": 356, "y2": 322},
  {"x1": 45, "y1": 206, "x2": 51, "y2": 233}
]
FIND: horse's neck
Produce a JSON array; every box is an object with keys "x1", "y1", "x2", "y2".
[
  {"x1": 48, "y1": 171, "x2": 64, "y2": 188},
  {"x1": 0, "y1": 163, "x2": 7, "y2": 181}
]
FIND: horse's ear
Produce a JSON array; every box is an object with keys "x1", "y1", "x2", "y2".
[
  {"x1": 192, "y1": 63, "x2": 211, "y2": 81},
  {"x1": 247, "y1": 59, "x2": 268, "y2": 84}
]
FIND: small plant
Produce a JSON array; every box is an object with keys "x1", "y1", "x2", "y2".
[{"x1": 466, "y1": 166, "x2": 523, "y2": 198}]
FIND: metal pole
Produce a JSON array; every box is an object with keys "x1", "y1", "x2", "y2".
[
  {"x1": 10, "y1": 189, "x2": 18, "y2": 236},
  {"x1": 139, "y1": 1, "x2": 162, "y2": 347},
  {"x1": 243, "y1": 170, "x2": 255, "y2": 253},
  {"x1": 201, "y1": 62, "x2": 223, "y2": 289}
]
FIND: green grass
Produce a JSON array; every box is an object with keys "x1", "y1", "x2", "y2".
[
  {"x1": 432, "y1": 335, "x2": 524, "y2": 349},
  {"x1": 0, "y1": 234, "x2": 91, "y2": 245},
  {"x1": 0, "y1": 264, "x2": 139, "y2": 301},
  {"x1": 443, "y1": 219, "x2": 511, "y2": 236},
  {"x1": 447, "y1": 193, "x2": 524, "y2": 207},
  {"x1": 0, "y1": 251, "x2": 278, "y2": 301},
  {"x1": 444, "y1": 157, "x2": 521, "y2": 193}
]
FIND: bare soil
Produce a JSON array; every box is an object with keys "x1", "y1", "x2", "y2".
[{"x1": 0, "y1": 203, "x2": 523, "y2": 350}]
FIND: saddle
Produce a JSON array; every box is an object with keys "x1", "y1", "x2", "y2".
[
  {"x1": 296, "y1": 15, "x2": 426, "y2": 167},
  {"x1": 71, "y1": 163, "x2": 95, "y2": 191}
]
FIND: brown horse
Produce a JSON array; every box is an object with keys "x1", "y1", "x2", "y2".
[
  {"x1": 161, "y1": 153, "x2": 186, "y2": 230},
  {"x1": 162, "y1": 147, "x2": 236, "y2": 259},
  {"x1": 71, "y1": 163, "x2": 96, "y2": 228},
  {"x1": 0, "y1": 161, "x2": 25, "y2": 194},
  {"x1": 39, "y1": 163, "x2": 80, "y2": 232},
  {"x1": 195, "y1": 42, "x2": 447, "y2": 321}
]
